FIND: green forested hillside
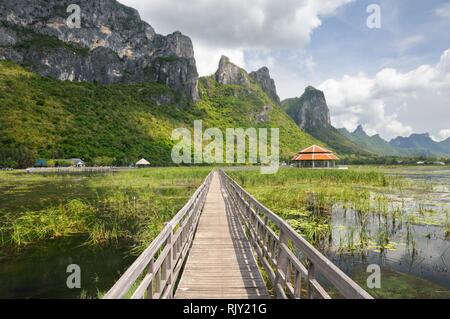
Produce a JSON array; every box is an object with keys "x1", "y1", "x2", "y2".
[{"x1": 0, "y1": 61, "x2": 319, "y2": 168}]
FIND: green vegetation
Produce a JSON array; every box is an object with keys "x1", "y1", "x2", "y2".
[
  {"x1": 228, "y1": 167, "x2": 450, "y2": 298},
  {"x1": 0, "y1": 61, "x2": 319, "y2": 168},
  {"x1": 228, "y1": 167, "x2": 394, "y2": 245},
  {"x1": 351, "y1": 268, "x2": 450, "y2": 299},
  {"x1": 339, "y1": 154, "x2": 450, "y2": 165},
  {"x1": 0, "y1": 167, "x2": 212, "y2": 298},
  {"x1": 15, "y1": 32, "x2": 90, "y2": 57},
  {"x1": 227, "y1": 167, "x2": 449, "y2": 250},
  {"x1": 1, "y1": 21, "x2": 90, "y2": 57},
  {"x1": 0, "y1": 167, "x2": 210, "y2": 254},
  {"x1": 281, "y1": 95, "x2": 367, "y2": 156},
  {"x1": 338, "y1": 127, "x2": 400, "y2": 156}
]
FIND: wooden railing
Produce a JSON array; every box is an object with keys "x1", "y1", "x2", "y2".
[
  {"x1": 103, "y1": 171, "x2": 213, "y2": 299},
  {"x1": 220, "y1": 170, "x2": 373, "y2": 299}
]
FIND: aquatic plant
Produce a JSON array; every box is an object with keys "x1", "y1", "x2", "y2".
[{"x1": 0, "y1": 167, "x2": 211, "y2": 253}]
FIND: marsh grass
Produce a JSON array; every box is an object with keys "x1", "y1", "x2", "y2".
[
  {"x1": 228, "y1": 167, "x2": 448, "y2": 255},
  {"x1": 0, "y1": 168, "x2": 211, "y2": 254},
  {"x1": 228, "y1": 168, "x2": 395, "y2": 244}
]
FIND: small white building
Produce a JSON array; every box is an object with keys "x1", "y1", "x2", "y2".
[
  {"x1": 136, "y1": 158, "x2": 151, "y2": 168},
  {"x1": 71, "y1": 158, "x2": 85, "y2": 167}
]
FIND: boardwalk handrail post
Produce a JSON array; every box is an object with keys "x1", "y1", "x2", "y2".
[
  {"x1": 103, "y1": 171, "x2": 213, "y2": 299},
  {"x1": 274, "y1": 230, "x2": 289, "y2": 299},
  {"x1": 219, "y1": 169, "x2": 373, "y2": 300}
]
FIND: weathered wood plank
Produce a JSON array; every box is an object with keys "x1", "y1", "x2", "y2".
[{"x1": 175, "y1": 172, "x2": 269, "y2": 299}]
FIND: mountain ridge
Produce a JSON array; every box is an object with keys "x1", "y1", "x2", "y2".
[
  {"x1": 389, "y1": 133, "x2": 450, "y2": 157},
  {"x1": 339, "y1": 125, "x2": 450, "y2": 157},
  {"x1": 338, "y1": 125, "x2": 400, "y2": 156},
  {"x1": 0, "y1": 0, "x2": 199, "y2": 102},
  {"x1": 0, "y1": 59, "x2": 321, "y2": 168},
  {"x1": 281, "y1": 86, "x2": 368, "y2": 155}
]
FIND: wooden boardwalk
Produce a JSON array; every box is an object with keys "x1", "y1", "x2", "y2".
[
  {"x1": 175, "y1": 172, "x2": 269, "y2": 299},
  {"x1": 104, "y1": 170, "x2": 372, "y2": 300}
]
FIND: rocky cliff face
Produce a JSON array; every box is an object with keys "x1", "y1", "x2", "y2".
[
  {"x1": 215, "y1": 55, "x2": 250, "y2": 86},
  {"x1": 282, "y1": 86, "x2": 368, "y2": 155},
  {"x1": 249, "y1": 67, "x2": 280, "y2": 103},
  {"x1": 282, "y1": 86, "x2": 331, "y2": 131},
  {"x1": 214, "y1": 55, "x2": 280, "y2": 103},
  {"x1": 0, "y1": 0, "x2": 199, "y2": 102}
]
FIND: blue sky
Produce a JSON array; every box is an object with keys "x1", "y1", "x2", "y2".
[
  {"x1": 122, "y1": 0, "x2": 450, "y2": 140},
  {"x1": 310, "y1": 0, "x2": 450, "y2": 80}
]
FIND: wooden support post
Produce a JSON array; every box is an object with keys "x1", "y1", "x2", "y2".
[
  {"x1": 274, "y1": 230, "x2": 289, "y2": 298},
  {"x1": 294, "y1": 270, "x2": 302, "y2": 299},
  {"x1": 166, "y1": 228, "x2": 174, "y2": 299},
  {"x1": 146, "y1": 259, "x2": 154, "y2": 299},
  {"x1": 307, "y1": 263, "x2": 316, "y2": 299}
]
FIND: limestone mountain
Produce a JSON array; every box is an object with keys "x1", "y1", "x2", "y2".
[
  {"x1": 215, "y1": 55, "x2": 251, "y2": 86},
  {"x1": 282, "y1": 86, "x2": 367, "y2": 155},
  {"x1": 0, "y1": 59, "x2": 321, "y2": 168},
  {"x1": 0, "y1": 0, "x2": 199, "y2": 102},
  {"x1": 0, "y1": 1, "x2": 328, "y2": 168},
  {"x1": 249, "y1": 67, "x2": 280, "y2": 104},
  {"x1": 338, "y1": 125, "x2": 400, "y2": 156},
  {"x1": 215, "y1": 55, "x2": 280, "y2": 104},
  {"x1": 389, "y1": 133, "x2": 450, "y2": 157}
]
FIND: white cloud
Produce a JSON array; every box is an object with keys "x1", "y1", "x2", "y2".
[
  {"x1": 319, "y1": 48, "x2": 450, "y2": 139},
  {"x1": 119, "y1": 0, "x2": 353, "y2": 77},
  {"x1": 433, "y1": 129, "x2": 450, "y2": 142},
  {"x1": 435, "y1": 3, "x2": 450, "y2": 18},
  {"x1": 120, "y1": 0, "x2": 353, "y2": 49},
  {"x1": 193, "y1": 41, "x2": 246, "y2": 76}
]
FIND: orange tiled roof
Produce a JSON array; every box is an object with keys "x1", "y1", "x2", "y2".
[
  {"x1": 298, "y1": 145, "x2": 332, "y2": 154},
  {"x1": 292, "y1": 145, "x2": 339, "y2": 161}
]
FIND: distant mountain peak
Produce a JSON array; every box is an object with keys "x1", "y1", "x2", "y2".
[
  {"x1": 305, "y1": 85, "x2": 318, "y2": 92},
  {"x1": 282, "y1": 85, "x2": 330, "y2": 131},
  {"x1": 218, "y1": 55, "x2": 232, "y2": 66},
  {"x1": 215, "y1": 55, "x2": 250, "y2": 86},
  {"x1": 389, "y1": 132, "x2": 449, "y2": 157},
  {"x1": 215, "y1": 56, "x2": 280, "y2": 103},
  {"x1": 281, "y1": 86, "x2": 369, "y2": 155},
  {"x1": 354, "y1": 125, "x2": 366, "y2": 134},
  {"x1": 249, "y1": 67, "x2": 280, "y2": 103}
]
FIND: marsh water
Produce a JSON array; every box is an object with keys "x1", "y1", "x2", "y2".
[
  {"x1": 1, "y1": 167, "x2": 449, "y2": 299},
  {"x1": 320, "y1": 167, "x2": 450, "y2": 298},
  {"x1": 0, "y1": 174, "x2": 135, "y2": 298}
]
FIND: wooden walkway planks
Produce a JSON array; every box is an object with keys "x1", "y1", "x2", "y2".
[{"x1": 175, "y1": 172, "x2": 269, "y2": 299}]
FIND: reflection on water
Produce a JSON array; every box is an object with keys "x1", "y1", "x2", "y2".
[
  {"x1": 319, "y1": 167, "x2": 450, "y2": 299},
  {"x1": 0, "y1": 173, "x2": 133, "y2": 299},
  {"x1": 0, "y1": 236, "x2": 133, "y2": 299}
]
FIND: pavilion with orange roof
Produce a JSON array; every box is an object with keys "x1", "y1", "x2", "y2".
[{"x1": 292, "y1": 145, "x2": 339, "y2": 168}]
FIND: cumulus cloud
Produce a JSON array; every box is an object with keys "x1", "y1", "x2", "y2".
[
  {"x1": 120, "y1": 0, "x2": 353, "y2": 75},
  {"x1": 318, "y1": 49, "x2": 450, "y2": 139},
  {"x1": 121, "y1": 0, "x2": 352, "y2": 49},
  {"x1": 433, "y1": 129, "x2": 450, "y2": 142}
]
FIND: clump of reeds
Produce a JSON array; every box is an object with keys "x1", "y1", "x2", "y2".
[{"x1": 0, "y1": 167, "x2": 211, "y2": 253}]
